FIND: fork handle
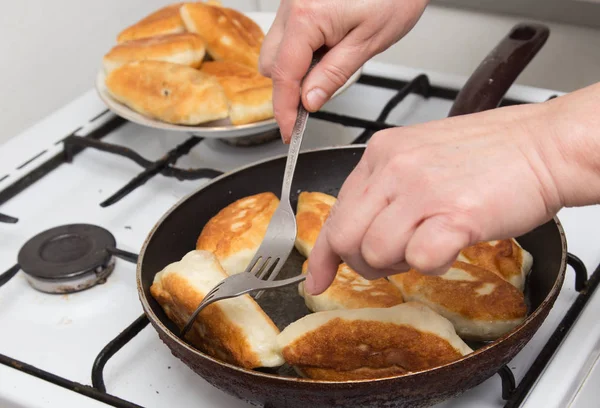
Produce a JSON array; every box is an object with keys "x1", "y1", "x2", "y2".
[{"x1": 280, "y1": 49, "x2": 325, "y2": 199}]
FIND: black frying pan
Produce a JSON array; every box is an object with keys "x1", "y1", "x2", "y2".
[{"x1": 137, "y1": 23, "x2": 564, "y2": 407}]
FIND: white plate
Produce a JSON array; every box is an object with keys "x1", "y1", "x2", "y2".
[{"x1": 95, "y1": 11, "x2": 363, "y2": 139}]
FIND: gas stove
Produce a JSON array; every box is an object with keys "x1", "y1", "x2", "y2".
[{"x1": 1, "y1": 60, "x2": 599, "y2": 408}]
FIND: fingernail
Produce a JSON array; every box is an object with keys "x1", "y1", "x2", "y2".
[
  {"x1": 305, "y1": 268, "x2": 317, "y2": 295},
  {"x1": 305, "y1": 88, "x2": 327, "y2": 111}
]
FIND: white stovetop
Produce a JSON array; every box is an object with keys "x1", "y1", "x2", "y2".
[{"x1": 0, "y1": 61, "x2": 599, "y2": 408}]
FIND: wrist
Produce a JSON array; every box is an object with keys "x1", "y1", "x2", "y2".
[{"x1": 538, "y1": 82, "x2": 600, "y2": 208}]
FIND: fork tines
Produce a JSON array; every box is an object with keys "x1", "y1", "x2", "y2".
[{"x1": 248, "y1": 256, "x2": 281, "y2": 281}]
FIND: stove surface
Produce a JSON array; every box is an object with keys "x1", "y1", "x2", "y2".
[{"x1": 0, "y1": 61, "x2": 598, "y2": 408}]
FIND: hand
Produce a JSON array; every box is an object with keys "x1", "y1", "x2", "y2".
[
  {"x1": 305, "y1": 82, "x2": 600, "y2": 295},
  {"x1": 258, "y1": 0, "x2": 428, "y2": 143}
]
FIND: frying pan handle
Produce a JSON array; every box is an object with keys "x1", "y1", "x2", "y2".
[{"x1": 447, "y1": 23, "x2": 549, "y2": 117}]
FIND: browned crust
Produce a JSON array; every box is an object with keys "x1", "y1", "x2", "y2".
[
  {"x1": 221, "y1": 7, "x2": 265, "y2": 47},
  {"x1": 105, "y1": 60, "x2": 229, "y2": 125},
  {"x1": 295, "y1": 192, "x2": 336, "y2": 257},
  {"x1": 299, "y1": 366, "x2": 408, "y2": 381},
  {"x1": 460, "y1": 239, "x2": 524, "y2": 284},
  {"x1": 117, "y1": 3, "x2": 187, "y2": 43},
  {"x1": 200, "y1": 61, "x2": 273, "y2": 124},
  {"x1": 195, "y1": 192, "x2": 279, "y2": 259},
  {"x1": 200, "y1": 60, "x2": 261, "y2": 78},
  {"x1": 105, "y1": 33, "x2": 206, "y2": 68},
  {"x1": 228, "y1": 87, "x2": 273, "y2": 124},
  {"x1": 388, "y1": 262, "x2": 527, "y2": 321},
  {"x1": 181, "y1": 3, "x2": 264, "y2": 69},
  {"x1": 282, "y1": 318, "x2": 464, "y2": 380},
  {"x1": 200, "y1": 61, "x2": 272, "y2": 93},
  {"x1": 301, "y1": 261, "x2": 404, "y2": 309},
  {"x1": 150, "y1": 272, "x2": 271, "y2": 369}
]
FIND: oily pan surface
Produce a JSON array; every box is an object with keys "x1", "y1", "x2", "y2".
[{"x1": 140, "y1": 147, "x2": 564, "y2": 379}]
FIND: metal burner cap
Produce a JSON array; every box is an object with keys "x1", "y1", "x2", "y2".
[{"x1": 18, "y1": 224, "x2": 116, "y2": 285}]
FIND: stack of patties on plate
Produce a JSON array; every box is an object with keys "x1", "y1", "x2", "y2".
[
  {"x1": 102, "y1": 1, "x2": 274, "y2": 126},
  {"x1": 149, "y1": 189, "x2": 533, "y2": 381}
]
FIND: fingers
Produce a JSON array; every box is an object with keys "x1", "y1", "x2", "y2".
[
  {"x1": 258, "y1": 4, "x2": 287, "y2": 77},
  {"x1": 305, "y1": 230, "x2": 341, "y2": 295},
  {"x1": 360, "y1": 199, "x2": 420, "y2": 270},
  {"x1": 301, "y1": 29, "x2": 371, "y2": 112},
  {"x1": 405, "y1": 214, "x2": 473, "y2": 275},
  {"x1": 269, "y1": 17, "x2": 324, "y2": 143},
  {"x1": 305, "y1": 159, "x2": 372, "y2": 294},
  {"x1": 317, "y1": 168, "x2": 394, "y2": 283}
]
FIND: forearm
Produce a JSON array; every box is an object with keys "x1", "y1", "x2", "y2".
[{"x1": 539, "y1": 82, "x2": 600, "y2": 208}]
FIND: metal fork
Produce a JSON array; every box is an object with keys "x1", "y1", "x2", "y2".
[
  {"x1": 179, "y1": 272, "x2": 306, "y2": 338},
  {"x1": 245, "y1": 51, "x2": 325, "y2": 296},
  {"x1": 179, "y1": 51, "x2": 324, "y2": 339}
]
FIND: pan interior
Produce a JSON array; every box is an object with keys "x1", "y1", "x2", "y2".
[{"x1": 140, "y1": 147, "x2": 565, "y2": 379}]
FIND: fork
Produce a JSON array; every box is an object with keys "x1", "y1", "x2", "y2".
[
  {"x1": 179, "y1": 272, "x2": 306, "y2": 338},
  {"x1": 179, "y1": 52, "x2": 324, "y2": 339}
]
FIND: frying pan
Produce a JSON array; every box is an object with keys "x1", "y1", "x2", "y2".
[{"x1": 137, "y1": 23, "x2": 561, "y2": 407}]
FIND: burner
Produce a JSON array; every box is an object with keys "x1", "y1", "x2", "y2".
[{"x1": 17, "y1": 224, "x2": 116, "y2": 294}]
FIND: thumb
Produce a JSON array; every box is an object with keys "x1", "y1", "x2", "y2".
[
  {"x1": 301, "y1": 33, "x2": 370, "y2": 112},
  {"x1": 305, "y1": 231, "x2": 341, "y2": 295},
  {"x1": 404, "y1": 215, "x2": 474, "y2": 275}
]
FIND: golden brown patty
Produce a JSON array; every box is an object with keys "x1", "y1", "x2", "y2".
[
  {"x1": 200, "y1": 59, "x2": 267, "y2": 81},
  {"x1": 277, "y1": 302, "x2": 473, "y2": 380},
  {"x1": 200, "y1": 61, "x2": 273, "y2": 125},
  {"x1": 294, "y1": 192, "x2": 337, "y2": 258},
  {"x1": 298, "y1": 261, "x2": 403, "y2": 312},
  {"x1": 150, "y1": 250, "x2": 284, "y2": 369},
  {"x1": 104, "y1": 60, "x2": 229, "y2": 125},
  {"x1": 103, "y1": 33, "x2": 206, "y2": 74},
  {"x1": 117, "y1": 3, "x2": 187, "y2": 44},
  {"x1": 388, "y1": 261, "x2": 528, "y2": 341},
  {"x1": 195, "y1": 192, "x2": 279, "y2": 275},
  {"x1": 180, "y1": 3, "x2": 264, "y2": 69},
  {"x1": 458, "y1": 238, "x2": 533, "y2": 291}
]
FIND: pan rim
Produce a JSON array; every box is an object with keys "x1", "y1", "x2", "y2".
[{"x1": 136, "y1": 144, "x2": 568, "y2": 385}]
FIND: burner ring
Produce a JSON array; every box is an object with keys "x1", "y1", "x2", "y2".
[{"x1": 18, "y1": 224, "x2": 116, "y2": 293}]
